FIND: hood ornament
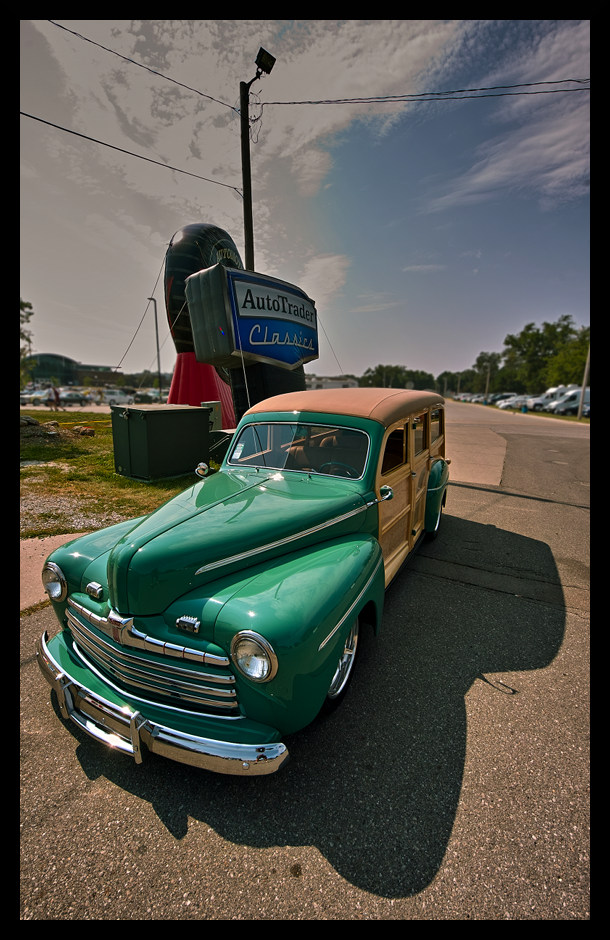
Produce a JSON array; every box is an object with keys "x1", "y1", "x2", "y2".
[{"x1": 176, "y1": 615, "x2": 200, "y2": 635}]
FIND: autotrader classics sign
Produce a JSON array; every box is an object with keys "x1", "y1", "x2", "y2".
[{"x1": 186, "y1": 264, "x2": 319, "y2": 370}]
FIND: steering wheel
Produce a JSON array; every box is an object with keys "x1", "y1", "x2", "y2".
[{"x1": 319, "y1": 461, "x2": 359, "y2": 478}]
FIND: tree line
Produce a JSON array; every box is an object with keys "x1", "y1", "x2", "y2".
[{"x1": 357, "y1": 315, "x2": 589, "y2": 396}]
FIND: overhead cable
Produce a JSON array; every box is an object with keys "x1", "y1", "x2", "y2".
[
  {"x1": 20, "y1": 111, "x2": 243, "y2": 196},
  {"x1": 261, "y1": 79, "x2": 590, "y2": 107},
  {"x1": 48, "y1": 20, "x2": 237, "y2": 113}
]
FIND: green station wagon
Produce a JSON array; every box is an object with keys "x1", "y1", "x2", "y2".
[{"x1": 36, "y1": 388, "x2": 450, "y2": 775}]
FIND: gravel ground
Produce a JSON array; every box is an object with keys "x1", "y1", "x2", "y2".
[
  {"x1": 20, "y1": 414, "x2": 130, "y2": 535},
  {"x1": 19, "y1": 492, "x2": 128, "y2": 535}
]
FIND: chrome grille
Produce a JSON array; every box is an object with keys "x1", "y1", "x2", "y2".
[{"x1": 66, "y1": 602, "x2": 239, "y2": 715}]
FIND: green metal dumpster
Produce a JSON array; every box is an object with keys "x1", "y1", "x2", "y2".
[{"x1": 111, "y1": 404, "x2": 211, "y2": 480}]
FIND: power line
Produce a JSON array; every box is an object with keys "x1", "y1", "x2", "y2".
[
  {"x1": 111, "y1": 258, "x2": 166, "y2": 373},
  {"x1": 19, "y1": 111, "x2": 243, "y2": 196},
  {"x1": 48, "y1": 20, "x2": 237, "y2": 113},
  {"x1": 261, "y1": 79, "x2": 590, "y2": 108}
]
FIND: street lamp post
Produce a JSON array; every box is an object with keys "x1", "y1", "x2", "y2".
[
  {"x1": 240, "y1": 48, "x2": 275, "y2": 272},
  {"x1": 147, "y1": 297, "x2": 163, "y2": 399}
]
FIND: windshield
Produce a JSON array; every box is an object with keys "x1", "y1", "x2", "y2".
[{"x1": 228, "y1": 422, "x2": 369, "y2": 479}]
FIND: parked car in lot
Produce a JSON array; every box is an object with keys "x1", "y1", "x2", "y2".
[
  {"x1": 490, "y1": 392, "x2": 518, "y2": 405},
  {"x1": 132, "y1": 388, "x2": 167, "y2": 404},
  {"x1": 551, "y1": 387, "x2": 590, "y2": 416},
  {"x1": 36, "y1": 388, "x2": 450, "y2": 776},
  {"x1": 100, "y1": 389, "x2": 134, "y2": 406},
  {"x1": 20, "y1": 389, "x2": 45, "y2": 406},
  {"x1": 526, "y1": 385, "x2": 578, "y2": 412},
  {"x1": 498, "y1": 395, "x2": 529, "y2": 410},
  {"x1": 59, "y1": 389, "x2": 93, "y2": 407}
]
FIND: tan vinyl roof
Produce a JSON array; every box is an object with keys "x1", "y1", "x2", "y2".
[{"x1": 244, "y1": 387, "x2": 445, "y2": 427}]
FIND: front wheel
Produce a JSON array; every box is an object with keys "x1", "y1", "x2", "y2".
[{"x1": 324, "y1": 616, "x2": 360, "y2": 709}]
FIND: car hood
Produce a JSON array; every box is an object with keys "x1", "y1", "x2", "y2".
[{"x1": 107, "y1": 469, "x2": 369, "y2": 615}]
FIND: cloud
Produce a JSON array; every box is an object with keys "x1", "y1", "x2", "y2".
[
  {"x1": 299, "y1": 254, "x2": 351, "y2": 309},
  {"x1": 290, "y1": 148, "x2": 334, "y2": 196},
  {"x1": 422, "y1": 21, "x2": 590, "y2": 213},
  {"x1": 425, "y1": 102, "x2": 589, "y2": 213},
  {"x1": 402, "y1": 264, "x2": 446, "y2": 273},
  {"x1": 350, "y1": 294, "x2": 399, "y2": 314},
  {"x1": 253, "y1": 20, "x2": 465, "y2": 191}
]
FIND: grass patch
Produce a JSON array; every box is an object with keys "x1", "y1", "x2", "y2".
[{"x1": 20, "y1": 410, "x2": 196, "y2": 538}]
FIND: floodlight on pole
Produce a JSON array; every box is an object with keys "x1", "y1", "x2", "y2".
[
  {"x1": 240, "y1": 48, "x2": 275, "y2": 271},
  {"x1": 255, "y1": 48, "x2": 276, "y2": 75}
]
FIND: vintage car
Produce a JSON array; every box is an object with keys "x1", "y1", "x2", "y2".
[{"x1": 36, "y1": 388, "x2": 450, "y2": 776}]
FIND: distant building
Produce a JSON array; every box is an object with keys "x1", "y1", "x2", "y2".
[
  {"x1": 305, "y1": 374, "x2": 359, "y2": 390},
  {"x1": 23, "y1": 353, "x2": 119, "y2": 386}
]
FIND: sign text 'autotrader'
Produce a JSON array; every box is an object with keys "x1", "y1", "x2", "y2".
[{"x1": 236, "y1": 286, "x2": 317, "y2": 326}]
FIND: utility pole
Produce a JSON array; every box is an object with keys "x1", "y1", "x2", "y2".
[
  {"x1": 577, "y1": 342, "x2": 590, "y2": 420},
  {"x1": 240, "y1": 79, "x2": 256, "y2": 272},
  {"x1": 240, "y1": 48, "x2": 275, "y2": 272}
]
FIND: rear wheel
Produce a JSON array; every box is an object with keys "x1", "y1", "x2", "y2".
[{"x1": 325, "y1": 616, "x2": 359, "y2": 708}]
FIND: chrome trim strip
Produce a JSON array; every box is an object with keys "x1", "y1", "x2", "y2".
[
  {"x1": 36, "y1": 632, "x2": 288, "y2": 776},
  {"x1": 50, "y1": 626, "x2": 243, "y2": 722},
  {"x1": 195, "y1": 502, "x2": 369, "y2": 575},
  {"x1": 318, "y1": 554, "x2": 384, "y2": 651},
  {"x1": 67, "y1": 598, "x2": 230, "y2": 667},
  {"x1": 67, "y1": 611, "x2": 238, "y2": 712},
  {"x1": 67, "y1": 612, "x2": 234, "y2": 685},
  {"x1": 427, "y1": 479, "x2": 448, "y2": 494},
  {"x1": 74, "y1": 641, "x2": 238, "y2": 711},
  {"x1": 71, "y1": 630, "x2": 237, "y2": 700}
]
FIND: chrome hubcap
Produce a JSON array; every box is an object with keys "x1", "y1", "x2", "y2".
[{"x1": 327, "y1": 618, "x2": 359, "y2": 699}]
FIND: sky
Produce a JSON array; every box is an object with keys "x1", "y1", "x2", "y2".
[{"x1": 20, "y1": 19, "x2": 590, "y2": 382}]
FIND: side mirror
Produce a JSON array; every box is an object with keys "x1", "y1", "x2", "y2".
[
  {"x1": 379, "y1": 485, "x2": 393, "y2": 502},
  {"x1": 195, "y1": 462, "x2": 209, "y2": 478}
]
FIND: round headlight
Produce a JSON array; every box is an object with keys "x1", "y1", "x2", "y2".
[
  {"x1": 42, "y1": 561, "x2": 68, "y2": 602},
  {"x1": 231, "y1": 631, "x2": 278, "y2": 683}
]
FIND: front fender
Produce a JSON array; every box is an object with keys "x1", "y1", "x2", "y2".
[{"x1": 213, "y1": 534, "x2": 385, "y2": 735}]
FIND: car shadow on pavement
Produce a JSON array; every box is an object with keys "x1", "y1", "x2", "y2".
[{"x1": 66, "y1": 513, "x2": 565, "y2": 898}]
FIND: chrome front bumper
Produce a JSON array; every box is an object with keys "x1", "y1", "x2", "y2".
[{"x1": 36, "y1": 632, "x2": 289, "y2": 776}]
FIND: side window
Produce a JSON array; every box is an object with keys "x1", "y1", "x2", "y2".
[
  {"x1": 430, "y1": 408, "x2": 443, "y2": 444},
  {"x1": 381, "y1": 427, "x2": 405, "y2": 475},
  {"x1": 413, "y1": 412, "x2": 428, "y2": 456}
]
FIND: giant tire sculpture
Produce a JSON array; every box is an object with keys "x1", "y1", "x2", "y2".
[
  {"x1": 164, "y1": 223, "x2": 305, "y2": 425},
  {"x1": 164, "y1": 224, "x2": 240, "y2": 426}
]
